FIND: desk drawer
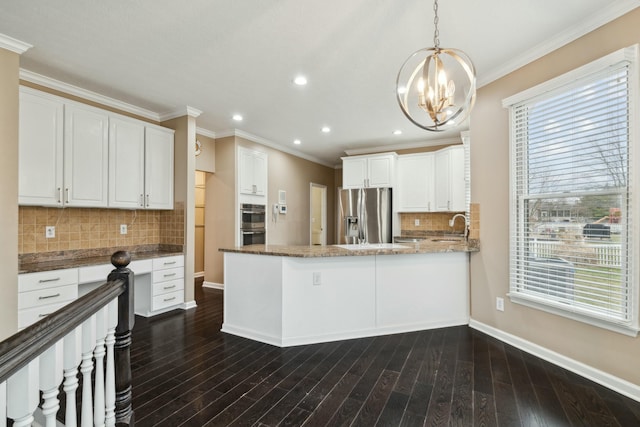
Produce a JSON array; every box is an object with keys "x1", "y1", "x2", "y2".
[
  {"x1": 152, "y1": 290, "x2": 184, "y2": 311},
  {"x1": 19, "y1": 268, "x2": 78, "y2": 292},
  {"x1": 18, "y1": 284, "x2": 77, "y2": 310},
  {"x1": 153, "y1": 255, "x2": 184, "y2": 270},
  {"x1": 152, "y1": 278, "x2": 184, "y2": 297},
  {"x1": 18, "y1": 302, "x2": 69, "y2": 329},
  {"x1": 152, "y1": 267, "x2": 184, "y2": 283}
]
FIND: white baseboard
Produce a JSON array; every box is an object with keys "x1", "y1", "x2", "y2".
[
  {"x1": 194, "y1": 271, "x2": 205, "y2": 278},
  {"x1": 181, "y1": 300, "x2": 197, "y2": 310},
  {"x1": 203, "y1": 281, "x2": 224, "y2": 290},
  {"x1": 469, "y1": 319, "x2": 640, "y2": 402}
]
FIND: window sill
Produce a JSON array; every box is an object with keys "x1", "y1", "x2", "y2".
[{"x1": 508, "y1": 293, "x2": 639, "y2": 337}]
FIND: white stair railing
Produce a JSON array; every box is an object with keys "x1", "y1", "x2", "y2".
[{"x1": 0, "y1": 251, "x2": 135, "y2": 427}]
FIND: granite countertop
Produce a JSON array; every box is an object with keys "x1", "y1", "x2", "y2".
[
  {"x1": 220, "y1": 237, "x2": 479, "y2": 258},
  {"x1": 19, "y1": 245, "x2": 184, "y2": 274}
]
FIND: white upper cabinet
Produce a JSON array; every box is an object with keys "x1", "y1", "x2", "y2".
[
  {"x1": 397, "y1": 153, "x2": 435, "y2": 212},
  {"x1": 20, "y1": 87, "x2": 174, "y2": 210},
  {"x1": 238, "y1": 147, "x2": 267, "y2": 197},
  {"x1": 63, "y1": 103, "x2": 109, "y2": 207},
  {"x1": 108, "y1": 117, "x2": 146, "y2": 209},
  {"x1": 19, "y1": 87, "x2": 109, "y2": 208},
  {"x1": 342, "y1": 153, "x2": 397, "y2": 188},
  {"x1": 434, "y1": 145, "x2": 465, "y2": 212},
  {"x1": 19, "y1": 89, "x2": 64, "y2": 206},
  {"x1": 144, "y1": 127, "x2": 175, "y2": 209}
]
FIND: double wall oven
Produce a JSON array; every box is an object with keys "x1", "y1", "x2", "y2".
[{"x1": 240, "y1": 203, "x2": 266, "y2": 246}]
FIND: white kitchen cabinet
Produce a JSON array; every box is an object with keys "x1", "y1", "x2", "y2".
[
  {"x1": 135, "y1": 255, "x2": 185, "y2": 317},
  {"x1": 434, "y1": 145, "x2": 465, "y2": 211},
  {"x1": 17, "y1": 268, "x2": 79, "y2": 329},
  {"x1": 238, "y1": 147, "x2": 267, "y2": 197},
  {"x1": 108, "y1": 118, "x2": 174, "y2": 210},
  {"x1": 396, "y1": 153, "x2": 435, "y2": 212},
  {"x1": 19, "y1": 88, "x2": 109, "y2": 207},
  {"x1": 108, "y1": 116, "x2": 145, "y2": 208},
  {"x1": 342, "y1": 152, "x2": 397, "y2": 188}
]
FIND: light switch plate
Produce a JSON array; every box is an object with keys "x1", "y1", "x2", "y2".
[
  {"x1": 120, "y1": 224, "x2": 128, "y2": 234},
  {"x1": 45, "y1": 226, "x2": 55, "y2": 239}
]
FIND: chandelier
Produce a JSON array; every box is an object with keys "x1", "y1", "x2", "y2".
[{"x1": 396, "y1": 0, "x2": 476, "y2": 131}]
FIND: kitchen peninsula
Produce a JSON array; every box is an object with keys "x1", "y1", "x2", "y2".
[{"x1": 220, "y1": 239, "x2": 479, "y2": 347}]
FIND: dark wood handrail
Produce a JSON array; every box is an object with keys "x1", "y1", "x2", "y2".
[{"x1": 0, "y1": 250, "x2": 135, "y2": 426}]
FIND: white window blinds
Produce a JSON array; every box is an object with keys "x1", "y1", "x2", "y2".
[{"x1": 505, "y1": 46, "x2": 639, "y2": 335}]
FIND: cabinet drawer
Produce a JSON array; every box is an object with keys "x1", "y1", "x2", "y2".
[
  {"x1": 18, "y1": 284, "x2": 77, "y2": 310},
  {"x1": 152, "y1": 267, "x2": 184, "y2": 283},
  {"x1": 18, "y1": 301, "x2": 69, "y2": 329},
  {"x1": 152, "y1": 278, "x2": 184, "y2": 297},
  {"x1": 152, "y1": 290, "x2": 183, "y2": 311},
  {"x1": 152, "y1": 255, "x2": 184, "y2": 270},
  {"x1": 19, "y1": 268, "x2": 78, "y2": 292}
]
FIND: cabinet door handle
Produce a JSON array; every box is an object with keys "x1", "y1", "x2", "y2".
[
  {"x1": 163, "y1": 285, "x2": 176, "y2": 290},
  {"x1": 139, "y1": 194, "x2": 144, "y2": 207},
  {"x1": 146, "y1": 194, "x2": 150, "y2": 207},
  {"x1": 57, "y1": 187, "x2": 62, "y2": 204},
  {"x1": 163, "y1": 296, "x2": 176, "y2": 302},
  {"x1": 163, "y1": 261, "x2": 177, "y2": 265},
  {"x1": 39, "y1": 293, "x2": 61, "y2": 300},
  {"x1": 65, "y1": 188, "x2": 70, "y2": 204},
  {"x1": 163, "y1": 273, "x2": 177, "y2": 278},
  {"x1": 252, "y1": 184, "x2": 257, "y2": 194},
  {"x1": 39, "y1": 277, "x2": 60, "y2": 283},
  {"x1": 38, "y1": 313, "x2": 50, "y2": 318}
]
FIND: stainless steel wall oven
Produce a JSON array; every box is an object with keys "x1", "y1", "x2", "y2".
[{"x1": 240, "y1": 203, "x2": 266, "y2": 245}]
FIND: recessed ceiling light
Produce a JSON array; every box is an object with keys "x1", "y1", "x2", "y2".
[
  {"x1": 293, "y1": 75, "x2": 308, "y2": 86},
  {"x1": 393, "y1": 130, "x2": 403, "y2": 135},
  {"x1": 293, "y1": 139, "x2": 301, "y2": 145},
  {"x1": 232, "y1": 114, "x2": 243, "y2": 121},
  {"x1": 321, "y1": 126, "x2": 331, "y2": 133}
]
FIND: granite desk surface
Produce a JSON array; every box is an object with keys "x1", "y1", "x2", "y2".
[
  {"x1": 220, "y1": 237, "x2": 479, "y2": 258},
  {"x1": 19, "y1": 246, "x2": 184, "y2": 274}
]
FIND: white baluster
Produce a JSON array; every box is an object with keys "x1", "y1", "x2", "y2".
[
  {"x1": 39, "y1": 340, "x2": 63, "y2": 427},
  {"x1": 0, "y1": 381, "x2": 6, "y2": 427},
  {"x1": 94, "y1": 306, "x2": 108, "y2": 427},
  {"x1": 6, "y1": 360, "x2": 39, "y2": 427},
  {"x1": 64, "y1": 326, "x2": 82, "y2": 427},
  {"x1": 105, "y1": 299, "x2": 118, "y2": 427},
  {"x1": 81, "y1": 315, "x2": 96, "y2": 427}
]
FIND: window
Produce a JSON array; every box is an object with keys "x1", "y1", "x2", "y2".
[{"x1": 504, "y1": 45, "x2": 639, "y2": 335}]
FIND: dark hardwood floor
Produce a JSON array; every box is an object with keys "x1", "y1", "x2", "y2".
[{"x1": 129, "y1": 281, "x2": 640, "y2": 426}]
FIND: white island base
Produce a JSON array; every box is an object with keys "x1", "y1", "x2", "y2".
[{"x1": 222, "y1": 251, "x2": 469, "y2": 347}]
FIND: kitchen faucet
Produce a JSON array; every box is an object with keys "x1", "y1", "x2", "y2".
[{"x1": 449, "y1": 213, "x2": 469, "y2": 240}]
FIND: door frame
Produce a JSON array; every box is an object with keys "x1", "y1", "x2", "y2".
[{"x1": 309, "y1": 183, "x2": 327, "y2": 245}]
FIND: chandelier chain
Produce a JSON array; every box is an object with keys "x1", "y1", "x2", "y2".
[{"x1": 433, "y1": 0, "x2": 440, "y2": 49}]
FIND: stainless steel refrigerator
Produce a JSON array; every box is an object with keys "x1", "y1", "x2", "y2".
[{"x1": 338, "y1": 187, "x2": 392, "y2": 244}]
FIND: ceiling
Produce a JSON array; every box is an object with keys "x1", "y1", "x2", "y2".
[{"x1": 1, "y1": 0, "x2": 637, "y2": 166}]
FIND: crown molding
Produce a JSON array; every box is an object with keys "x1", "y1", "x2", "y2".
[
  {"x1": 218, "y1": 129, "x2": 335, "y2": 168},
  {"x1": 159, "y1": 106, "x2": 202, "y2": 121},
  {"x1": 0, "y1": 33, "x2": 32, "y2": 54},
  {"x1": 344, "y1": 136, "x2": 462, "y2": 156},
  {"x1": 479, "y1": 1, "x2": 640, "y2": 87},
  {"x1": 196, "y1": 127, "x2": 216, "y2": 139},
  {"x1": 19, "y1": 69, "x2": 162, "y2": 121}
]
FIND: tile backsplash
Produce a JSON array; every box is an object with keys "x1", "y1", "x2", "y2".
[
  {"x1": 400, "y1": 203, "x2": 480, "y2": 238},
  {"x1": 18, "y1": 202, "x2": 184, "y2": 254}
]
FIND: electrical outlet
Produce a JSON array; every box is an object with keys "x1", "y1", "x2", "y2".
[
  {"x1": 496, "y1": 297, "x2": 505, "y2": 312},
  {"x1": 45, "y1": 226, "x2": 55, "y2": 239},
  {"x1": 120, "y1": 224, "x2": 128, "y2": 235},
  {"x1": 414, "y1": 219, "x2": 420, "y2": 226},
  {"x1": 313, "y1": 272, "x2": 321, "y2": 286}
]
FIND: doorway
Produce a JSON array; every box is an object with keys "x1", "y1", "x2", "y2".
[{"x1": 310, "y1": 183, "x2": 327, "y2": 245}]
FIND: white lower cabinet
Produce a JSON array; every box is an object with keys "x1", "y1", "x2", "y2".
[
  {"x1": 18, "y1": 268, "x2": 79, "y2": 329},
  {"x1": 135, "y1": 255, "x2": 185, "y2": 316}
]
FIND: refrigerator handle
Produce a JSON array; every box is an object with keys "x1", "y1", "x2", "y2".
[{"x1": 359, "y1": 189, "x2": 367, "y2": 243}]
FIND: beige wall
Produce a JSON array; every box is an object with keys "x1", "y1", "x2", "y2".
[
  {"x1": 204, "y1": 136, "x2": 336, "y2": 284},
  {"x1": 470, "y1": 9, "x2": 640, "y2": 385},
  {"x1": 0, "y1": 47, "x2": 20, "y2": 339},
  {"x1": 195, "y1": 133, "x2": 215, "y2": 173}
]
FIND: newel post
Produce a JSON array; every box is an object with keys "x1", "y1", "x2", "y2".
[{"x1": 108, "y1": 251, "x2": 135, "y2": 427}]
